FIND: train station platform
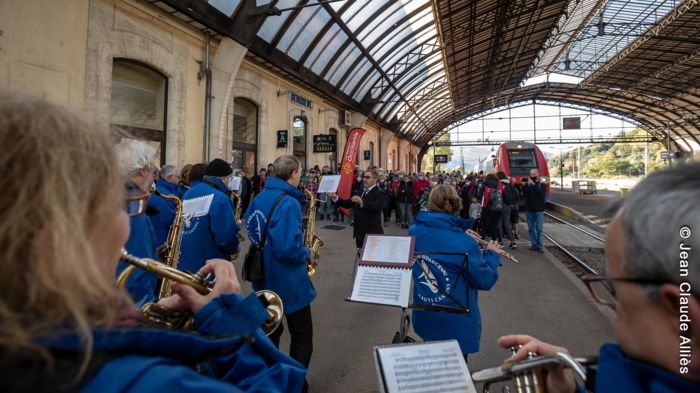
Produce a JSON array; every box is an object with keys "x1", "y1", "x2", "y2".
[{"x1": 235, "y1": 219, "x2": 616, "y2": 393}]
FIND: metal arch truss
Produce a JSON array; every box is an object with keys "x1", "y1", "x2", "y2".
[{"x1": 434, "y1": 136, "x2": 657, "y2": 147}]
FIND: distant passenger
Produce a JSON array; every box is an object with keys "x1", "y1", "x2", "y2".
[
  {"x1": 522, "y1": 168, "x2": 547, "y2": 253},
  {"x1": 480, "y1": 174, "x2": 504, "y2": 243},
  {"x1": 497, "y1": 171, "x2": 519, "y2": 249}
]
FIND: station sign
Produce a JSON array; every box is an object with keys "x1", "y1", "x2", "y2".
[
  {"x1": 291, "y1": 93, "x2": 312, "y2": 109},
  {"x1": 434, "y1": 154, "x2": 448, "y2": 163},
  {"x1": 313, "y1": 134, "x2": 337, "y2": 153},
  {"x1": 563, "y1": 117, "x2": 581, "y2": 129},
  {"x1": 277, "y1": 130, "x2": 288, "y2": 148},
  {"x1": 363, "y1": 150, "x2": 371, "y2": 160}
]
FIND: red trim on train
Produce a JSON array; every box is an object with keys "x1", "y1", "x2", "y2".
[{"x1": 493, "y1": 142, "x2": 550, "y2": 194}]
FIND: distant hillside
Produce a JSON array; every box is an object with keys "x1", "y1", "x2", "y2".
[{"x1": 547, "y1": 129, "x2": 666, "y2": 178}]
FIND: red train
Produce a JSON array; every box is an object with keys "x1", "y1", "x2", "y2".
[{"x1": 480, "y1": 141, "x2": 550, "y2": 193}]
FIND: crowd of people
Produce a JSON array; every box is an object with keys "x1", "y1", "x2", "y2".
[{"x1": 1, "y1": 93, "x2": 698, "y2": 392}]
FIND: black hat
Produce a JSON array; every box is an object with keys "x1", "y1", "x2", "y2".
[{"x1": 205, "y1": 158, "x2": 233, "y2": 177}]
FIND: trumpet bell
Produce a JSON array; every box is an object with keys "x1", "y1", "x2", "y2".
[{"x1": 256, "y1": 290, "x2": 284, "y2": 335}]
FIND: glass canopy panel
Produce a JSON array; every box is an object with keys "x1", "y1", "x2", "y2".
[
  {"x1": 328, "y1": 47, "x2": 362, "y2": 85},
  {"x1": 281, "y1": 6, "x2": 331, "y2": 60},
  {"x1": 358, "y1": 1, "x2": 428, "y2": 45},
  {"x1": 341, "y1": 58, "x2": 372, "y2": 93},
  {"x1": 329, "y1": 0, "x2": 348, "y2": 12},
  {"x1": 323, "y1": 44, "x2": 358, "y2": 82},
  {"x1": 308, "y1": 27, "x2": 347, "y2": 74},
  {"x1": 304, "y1": 24, "x2": 341, "y2": 68},
  {"x1": 343, "y1": 0, "x2": 389, "y2": 32},
  {"x1": 552, "y1": 0, "x2": 678, "y2": 78},
  {"x1": 354, "y1": 72, "x2": 382, "y2": 101},
  {"x1": 355, "y1": 2, "x2": 405, "y2": 42},
  {"x1": 207, "y1": 0, "x2": 240, "y2": 16},
  {"x1": 370, "y1": 10, "x2": 435, "y2": 58},
  {"x1": 257, "y1": 0, "x2": 299, "y2": 42}
]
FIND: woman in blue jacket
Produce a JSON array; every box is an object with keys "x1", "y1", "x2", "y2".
[
  {"x1": 0, "y1": 95, "x2": 305, "y2": 393},
  {"x1": 409, "y1": 185, "x2": 501, "y2": 360}
]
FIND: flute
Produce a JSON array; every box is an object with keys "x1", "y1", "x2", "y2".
[{"x1": 466, "y1": 229, "x2": 519, "y2": 263}]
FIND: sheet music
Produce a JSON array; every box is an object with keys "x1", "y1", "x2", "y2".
[
  {"x1": 375, "y1": 340, "x2": 476, "y2": 393},
  {"x1": 317, "y1": 175, "x2": 340, "y2": 193},
  {"x1": 350, "y1": 265, "x2": 411, "y2": 307},
  {"x1": 229, "y1": 176, "x2": 242, "y2": 192},
  {"x1": 182, "y1": 194, "x2": 214, "y2": 218},
  {"x1": 362, "y1": 235, "x2": 413, "y2": 265}
]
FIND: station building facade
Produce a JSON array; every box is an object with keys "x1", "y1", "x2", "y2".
[{"x1": 0, "y1": 0, "x2": 420, "y2": 173}]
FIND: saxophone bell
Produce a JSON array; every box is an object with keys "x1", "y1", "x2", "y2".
[{"x1": 117, "y1": 250, "x2": 284, "y2": 335}]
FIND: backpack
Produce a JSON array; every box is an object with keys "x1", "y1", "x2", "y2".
[
  {"x1": 503, "y1": 183, "x2": 519, "y2": 205},
  {"x1": 488, "y1": 186, "x2": 504, "y2": 212}
]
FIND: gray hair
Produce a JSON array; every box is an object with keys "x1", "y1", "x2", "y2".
[
  {"x1": 618, "y1": 161, "x2": 700, "y2": 297},
  {"x1": 273, "y1": 155, "x2": 301, "y2": 181},
  {"x1": 160, "y1": 164, "x2": 178, "y2": 180},
  {"x1": 114, "y1": 140, "x2": 155, "y2": 177}
]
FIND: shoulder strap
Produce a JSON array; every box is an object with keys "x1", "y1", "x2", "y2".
[
  {"x1": 260, "y1": 192, "x2": 287, "y2": 248},
  {"x1": 202, "y1": 179, "x2": 229, "y2": 196}
]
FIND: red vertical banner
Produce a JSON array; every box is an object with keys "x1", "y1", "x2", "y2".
[{"x1": 338, "y1": 127, "x2": 366, "y2": 216}]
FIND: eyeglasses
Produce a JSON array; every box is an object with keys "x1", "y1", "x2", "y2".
[
  {"x1": 362, "y1": 175, "x2": 373, "y2": 179},
  {"x1": 581, "y1": 274, "x2": 666, "y2": 309},
  {"x1": 124, "y1": 192, "x2": 149, "y2": 216}
]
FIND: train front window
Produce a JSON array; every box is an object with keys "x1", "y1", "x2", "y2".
[{"x1": 508, "y1": 149, "x2": 537, "y2": 174}]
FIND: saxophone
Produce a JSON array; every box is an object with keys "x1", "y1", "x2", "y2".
[
  {"x1": 154, "y1": 188, "x2": 184, "y2": 298},
  {"x1": 229, "y1": 190, "x2": 245, "y2": 261},
  {"x1": 303, "y1": 188, "x2": 324, "y2": 277}
]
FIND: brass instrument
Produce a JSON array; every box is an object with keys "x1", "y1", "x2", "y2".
[
  {"x1": 153, "y1": 187, "x2": 185, "y2": 298},
  {"x1": 303, "y1": 188, "x2": 324, "y2": 277},
  {"x1": 116, "y1": 250, "x2": 283, "y2": 334},
  {"x1": 229, "y1": 190, "x2": 246, "y2": 261},
  {"x1": 472, "y1": 346, "x2": 594, "y2": 393}
]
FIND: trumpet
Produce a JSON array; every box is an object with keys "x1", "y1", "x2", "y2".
[
  {"x1": 472, "y1": 346, "x2": 595, "y2": 393},
  {"x1": 466, "y1": 229, "x2": 519, "y2": 263},
  {"x1": 117, "y1": 250, "x2": 283, "y2": 334}
]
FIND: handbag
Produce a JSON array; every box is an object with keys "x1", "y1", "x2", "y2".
[{"x1": 242, "y1": 192, "x2": 286, "y2": 283}]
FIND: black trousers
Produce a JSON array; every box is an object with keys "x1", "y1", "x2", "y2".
[
  {"x1": 269, "y1": 305, "x2": 313, "y2": 391},
  {"x1": 481, "y1": 210, "x2": 503, "y2": 242}
]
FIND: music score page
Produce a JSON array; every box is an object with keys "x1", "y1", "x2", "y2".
[
  {"x1": 350, "y1": 265, "x2": 411, "y2": 307},
  {"x1": 374, "y1": 340, "x2": 476, "y2": 393}
]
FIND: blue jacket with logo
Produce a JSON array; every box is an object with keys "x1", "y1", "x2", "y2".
[
  {"x1": 408, "y1": 212, "x2": 500, "y2": 354},
  {"x1": 180, "y1": 177, "x2": 240, "y2": 273},
  {"x1": 245, "y1": 176, "x2": 314, "y2": 314},
  {"x1": 583, "y1": 343, "x2": 700, "y2": 393},
  {"x1": 147, "y1": 179, "x2": 178, "y2": 247},
  {"x1": 116, "y1": 181, "x2": 159, "y2": 302},
  {"x1": 36, "y1": 293, "x2": 306, "y2": 392}
]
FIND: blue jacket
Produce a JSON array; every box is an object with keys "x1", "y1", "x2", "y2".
[
  {"x1": 39, "y1": 294, "x2": 306, "y2": 392},
  {"x1": 147, "y1": 179, "x2": 178, "y2": 247},
  {"x1": 245, "y1": 176, "x2": 314, "y2": 314},
  {"x1": 180, "y1": 177, "x2": 240, "y2": 273},
  {"x1": 116, "y1": 181, "x2": 159, "y2": 302},
  {"x1": 587, "y1": 343, "x2": 700, "y2": 393},
  {"x1": 408, "y1": 212, "x2": 500, "y2": 354}
]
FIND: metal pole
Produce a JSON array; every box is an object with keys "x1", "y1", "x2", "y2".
[
  {"x1": 533, "y1": 100, "x2": 537, "y2": 144},
  {"x1": 577, "y1": 145, "x2": 581, "y2": 179},
  {"x1": 203, "y1": 32, "x2": 212, "y2": 162},
  {"x1": 644, "y1": 139, "x2": 648, "y2": 176},
  {"x1": 666, "y1": 123, "x2": 672, "y2": 168},
  {"x1": 508, "y1": 106, "x2": 512, "y2": 142},
  {"x1": 560, "y1": 150, "x2": 564, "y2": 190}
]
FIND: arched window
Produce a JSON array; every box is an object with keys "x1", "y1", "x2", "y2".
[
  {"x1": 232, "y1": 97, "x2": 258, "y2": 173},
  {"x1": 111, "y1": 59, "x2": 167, "y2": 165},
  {"x1": 369, "y1": 141, "x2": 375, "y2": 167},
  {"x1": 293, "y1": 116, "x2": 307, "y2": 169}
]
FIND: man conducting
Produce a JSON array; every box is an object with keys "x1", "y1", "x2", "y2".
[
  {"x1": 329, "y1": 167, "x2": 384, "y2": 249},
  {"x1": 498, "y1": 162, "x2": 700, "y2": 392}
]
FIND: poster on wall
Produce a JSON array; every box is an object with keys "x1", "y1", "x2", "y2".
[
  {"x1": 277, "y1": 130, "x2": 288, "y2": 148},
  {"x1": 363, "y1": 150, "x2": 371, "y2": 160},
  {"x1": 434, "y1": 154, "x2": 448, "y2": 163},
  {"x1": 562, "y1": 117, "x2": 581, "y2": 129}
]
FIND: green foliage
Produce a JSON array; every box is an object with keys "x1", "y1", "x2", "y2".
[
  {"x1": 548, "y1": 129, "x2": 666, "y2": 178},
  {"x1": 422, "y1": 132, "x2": 453, "y2": 172}
]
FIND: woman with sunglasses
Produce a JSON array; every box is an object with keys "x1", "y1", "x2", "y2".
[
  {"x1": 0, "y1": 94, "x2": 305, "y2": 392},
  {"x1": 115, "y1": 140, "x2": 160, "y2": 301}
]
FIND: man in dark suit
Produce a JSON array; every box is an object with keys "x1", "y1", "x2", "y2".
[{"x1": 329, "y1": 168, "x2": 384, "y2": 249}]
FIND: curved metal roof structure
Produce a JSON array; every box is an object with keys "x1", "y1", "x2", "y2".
[{"x1": 153, "y1": 0, "x2": 700, "y2": 152}]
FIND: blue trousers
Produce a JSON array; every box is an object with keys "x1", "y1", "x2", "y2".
[{"x1": 526, "y1": 211, "x2": 544, "y2": 250}]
